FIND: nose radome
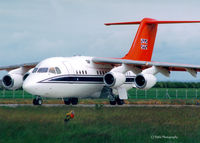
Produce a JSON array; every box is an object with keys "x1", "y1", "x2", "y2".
[
  {"x1": 23, "y1": 80, "x2": 37, "y2": 94},
  {"x1": 22, "y1": 81, "x2": 31, "y2": 92}
]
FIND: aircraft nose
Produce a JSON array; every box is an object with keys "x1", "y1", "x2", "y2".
[
  {"x1": 22, "y1": 82, "x2": 29, "y2": 91},
  {"x1": 23, "y1": 80, "x2": 37, "y2": 94}
]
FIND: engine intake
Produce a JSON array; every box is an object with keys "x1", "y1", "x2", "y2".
[
  {"x1": 2, "y1": 75, "x2": 13, "y2": 87},
  {"x1": 103, "y1": 72, "x2": 125, "y2": 88},
  {"x1": 135, "y1": 74, "x2": 157, "y2": 89},
  {"x1": 23, "y1": 73, "x2": 30, "y2": 81},
  {"x1": 2, "y1": 74, "x2": 23, "y2": 90}
]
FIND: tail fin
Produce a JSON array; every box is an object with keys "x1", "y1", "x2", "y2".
[{"x1": 105, "y1": 18, "x2": 200, "y2": 61}]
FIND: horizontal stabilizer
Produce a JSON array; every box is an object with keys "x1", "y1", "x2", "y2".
[{"x1": 105, "y1": 19, "x2": 200, "y2": 26}]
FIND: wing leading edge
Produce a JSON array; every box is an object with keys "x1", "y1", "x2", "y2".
[{"x1": 0, "y1": 62, "x2": 38, "y2": 71}]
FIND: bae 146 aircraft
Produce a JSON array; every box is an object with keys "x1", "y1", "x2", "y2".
[{"x1": 1, "y1": 18, "x2": 200, "y2": 105}]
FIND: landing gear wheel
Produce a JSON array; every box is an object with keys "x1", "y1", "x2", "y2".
[
  {"x1": 116, "y1": 97, "x2": 124, "y2": 105},
  {"x1": 33, "y1": 97, "x2": 43, "y2": 105},
  {"x1": 38, "y1": 99, "x2": 42, "y2": 105},
  {"x1": 71, "y1": 98, "x2": 78, "y2": 105},
  {"x1": 64, "y1": 98, "x2": 79, "y2": 105},
  {"x1": 64, "y1": 98, "x2": 71, "y2": 105},
  {"x1": 33, "y1": 99, "x2": 37, "y2": 105},
  {"x1": 109, "y1": 100, "x2": 116, "y2": 105}
]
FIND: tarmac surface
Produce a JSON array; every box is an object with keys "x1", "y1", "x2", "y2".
[{"x1": 0, "y1": 104, "x2": 200, "y2": 108}]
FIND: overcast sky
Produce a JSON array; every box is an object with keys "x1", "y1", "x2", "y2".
[{"x1": 1, "y1": 0, "x2": 200, "y2": 81}]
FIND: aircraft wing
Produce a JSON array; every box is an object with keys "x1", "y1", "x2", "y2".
[
  {"x1": 0, "y1": 62, "x2": 38, "y2": 71},
  {"x1": 92, "y1": 57, "x2": 200, "y2": 76}
]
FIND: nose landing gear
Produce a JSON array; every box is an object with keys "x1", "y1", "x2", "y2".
[{"x1": 33, "y1": 96, "x2": 43, "y2": 105}]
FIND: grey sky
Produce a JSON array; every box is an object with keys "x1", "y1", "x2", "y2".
[{"x1": 0, "y1": 0, "x2": 200, "y2": 81}]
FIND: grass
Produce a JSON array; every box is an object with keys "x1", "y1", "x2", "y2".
[
  {"x1": 1, "y1": 98, "x2": 200, "y2": 105},
  {"x1": 1, "y1": 88, "x2": 200, "y2": 99},
  {"x1": 0, "y1": 106, "x2": 200, "y2": 143},
  {"x1": 128, "y1": 88, "x2": 200, "y2": 99},
  {"x1": 1, "y1": 88, "x2": 200, "y2": 142},
  {"x1": 1, "y1": 88, "x2": 200, "y2": 105},
  {"x1": 0, "y1": 90, "x2": 33, "y2": 99}
]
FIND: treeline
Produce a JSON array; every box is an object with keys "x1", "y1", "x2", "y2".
[{"x1": 154, "y1": 82, "x2": 200, "y2": 88}]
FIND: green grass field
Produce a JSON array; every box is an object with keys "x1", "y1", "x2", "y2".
[
  {"x1": 0, "y1": 106, "x2": 200, "y2": 143},
  {"x1": 1, "y1": 88, "x2": 200, "y2": 106},
  {"x1": 128, "y1": 88, "x2": 200, "y2": 99},
  {"x1": 0, "y1": 88, "x2": 200, "y2": 100}
]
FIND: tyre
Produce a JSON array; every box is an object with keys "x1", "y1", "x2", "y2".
[
  {"x1": 64, "y1": 99, "x2": 71, "y2": 105},
  {"x1": 38, "y1": 99, "x2": 42, "y2": 105},
  {"x1": 116, "y1": 97, "x2": 124, "y2": 105},
  {"x1": 116, "y1": 100, "x2": 124, "y2": 105},
  {"x1": 33, "y1": 98, "x2": 38, "y2": 105},
  {"x1": 109, "y1": 100, "x2": 116, "y2": 105},
  {"x1": 71, "y1": 98, "x2": 78, "y2": 105},
  {"x1": 33, "y1": 97, "x2": 42, "y2": 105}
]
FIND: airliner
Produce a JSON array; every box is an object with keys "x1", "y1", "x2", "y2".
[{"x1": 1, "y1": 18, "x2": 200, "y2": 105}]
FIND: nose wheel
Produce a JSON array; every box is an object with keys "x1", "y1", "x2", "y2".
[{"x1": 33, "y1": 96, "x2": 43, "y2": 105}]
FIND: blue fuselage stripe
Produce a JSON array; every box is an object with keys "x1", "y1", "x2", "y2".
[{"x1": 39, "y1": 75, "x2": 135, "y2": 84}]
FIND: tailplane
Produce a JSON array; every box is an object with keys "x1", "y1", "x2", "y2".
[{"x1": 105, "y1": 18, "x2": 200, "y2": 61}]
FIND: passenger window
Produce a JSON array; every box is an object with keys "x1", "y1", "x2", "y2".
[
  {"x1": 49, "y1": 67, "x2": 56, "y2": 74},
  {"x1": 82, "y1": 71, "x2": 84, "y2": 74},
  {"x1": 55, "y1": 67, "x2": 61, "y2": 74},
  {"x1": 37, "y1": 68, "x2": 48, "y2": 73},
  {"x1": 32, "y1": 68, "x2": 38, "y2": 73}
]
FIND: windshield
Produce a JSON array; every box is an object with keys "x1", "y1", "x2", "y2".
[
  {"x1": 32, "y1": 67, "x2": 62, "y2": 74},
  {"x1": 49, "y1": 67, "x2": 56, "y2": 74},
  {"x1": 37, "y1": 68, "x2": 48, "y2": 73},
  {"x1": 32, "y1": 68, "x2": 38, "y2": 73},
  {"x1": 55, "y1": 67, "x2": 61, "y2": 74}
]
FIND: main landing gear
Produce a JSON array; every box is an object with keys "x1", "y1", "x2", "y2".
[
  {"x1": 33, "y1": 96, "x2": 43, "y2": 105},
  {"x1": 64, "y1": 98, "x2": 78, "y2": 105},
  {"x1": 106, "y1": 87, "x2": 124, "y2": 105},
  {"x1": 109, "y1": 96, "x2": 124, "y2": 105}
]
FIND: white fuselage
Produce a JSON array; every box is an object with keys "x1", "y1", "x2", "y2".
[{"x1": 23, "y1": 56, "x2": 135, "y2": 99}]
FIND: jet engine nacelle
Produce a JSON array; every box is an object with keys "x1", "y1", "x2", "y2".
[
  {"x1": 135, "y1": 74, "x2": 157, "y2": 90},
  {"x1": 2, "y1": 74, "x2": 23, "y2": 90},
  {"x1": 103, "y1": 72, "x2": 126, "y2": 88}
]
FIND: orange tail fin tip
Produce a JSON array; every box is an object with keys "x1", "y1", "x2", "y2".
[{"x1": 105, "y1": 18, "x2": 200, "y2": 62}]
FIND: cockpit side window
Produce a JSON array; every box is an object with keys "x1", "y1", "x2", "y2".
[
  {"x1": 49, "y1": 67, "x2": 56, "y2": 74},
  {"x1": 37, "y1": 68, "x2": 48, "y2": 73},
  {"x1": 55, "y1": 67, "x2": 61, "y2": 74},
  {"x1": 32, "y1": 68, "x2": 38, "y2": 73}
]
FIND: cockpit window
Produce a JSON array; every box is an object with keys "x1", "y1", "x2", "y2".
[
  {"x1": 32, "y1": 68, "x2": 38, "y2": 73},
  {"x1": 55, "y1": 67, "x2": 61, "y2": 74},
  {"x1": 49, "y1": 67, "x2": 56, "y2": 74},
  {"x1": 37, "y1": 68, "x2": 48, "y2": 73}
]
